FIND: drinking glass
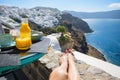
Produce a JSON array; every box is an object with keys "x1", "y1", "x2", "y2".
[
  {"x1": 0, "y1": 34, "x2": 13, "y2": 47},
  {"x1": 10, "y1": 29, "x2": 20, "y2": 40}
]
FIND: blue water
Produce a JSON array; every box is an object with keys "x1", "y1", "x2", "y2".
[{"x1": 84, "y1": 19, "x2": 120, "y2": 66}]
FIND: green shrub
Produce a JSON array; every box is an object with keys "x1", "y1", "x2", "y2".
[
  {"x1": 58, "y1": 34, "x2": 70, "y2": 46},
  {"x1": 41, "y1": 27, "x2": 57, "y2": 35},
  {"x1": 56, "y1": 26, "x2": 66, "y2": 33}
]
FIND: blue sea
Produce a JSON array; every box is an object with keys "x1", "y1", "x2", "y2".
[{"x1": 84, "y1": 19, "x2": 120, "y2": 66}]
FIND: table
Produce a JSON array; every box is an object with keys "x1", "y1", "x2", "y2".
[{"x1": 0, "y1": 41, "x2": 47, "y2": 76}]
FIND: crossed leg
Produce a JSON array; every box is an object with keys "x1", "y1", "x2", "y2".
[{"x1": 49, "y1": 53, "x2": 81, "y2": 80}]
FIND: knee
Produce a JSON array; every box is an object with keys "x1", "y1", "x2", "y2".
[
  {"x1": 56, "y1": 69, "x2": 68, "y2": 78},
  {"x1": 49, "y1": 68, "x2": 68, "y2": 80}
]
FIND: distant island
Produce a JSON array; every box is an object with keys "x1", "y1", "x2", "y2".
[{"x1": 65, "y1": 10, "x2": 120, "y2": 19}]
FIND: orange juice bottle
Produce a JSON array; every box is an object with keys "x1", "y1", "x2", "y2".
[
  {"x1": 20, "y1": 16, "x2": 31, "y2": 38},
  {"x1": 16, "y1": 15, "x2": 32, "y2": 50}
]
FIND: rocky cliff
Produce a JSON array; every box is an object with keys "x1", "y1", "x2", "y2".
[
  {"x1": 59, "y1": 20, "x2": 89, "y2": 53},
  {"x1": 59, "y1": 12, "x2": 93, "y2": 33},
  {"x1": 0, "y1": 5, "x2": 92, "y2": 33}
]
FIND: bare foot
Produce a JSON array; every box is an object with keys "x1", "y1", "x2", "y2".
[
  {"x1": 59, "y1": 54, "x2": 68, "y2": 65},
  {"x1": 68, "y1": 53, "x2": 75, "y2": 64}
]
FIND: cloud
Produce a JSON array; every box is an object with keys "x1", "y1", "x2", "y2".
[{"x1": 108, "y1": 3, "x2": 120, "y2": 9}]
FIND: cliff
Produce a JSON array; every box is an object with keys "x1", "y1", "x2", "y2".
[
  {"x1": 87, "y1": 45, "x2": 106, "y2": 61},
  {"x1": 58, "y1": 17, "x2": 105, "y2": 60},
  {"x1": 0, "y1": 5, "x2": 92, "y2": 33},
  {"x1": 59, "y1": 12, "x2": 93, "y2": 33}
]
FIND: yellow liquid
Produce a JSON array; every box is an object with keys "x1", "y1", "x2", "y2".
[
  {"x1": 16, "y1": 22, "x2": 32, "y2": 50},
  {"x1": 20, "y1": 22, "x2": 31, "y2": 38},
  {"x1": 16, "y1": 37, "x2": 32, "y2": 50}
]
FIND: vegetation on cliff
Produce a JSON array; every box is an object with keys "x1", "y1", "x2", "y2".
[
  {"x1": 59, "y1": 12, "x2": 93, "y2": 33},
  {"x1": 56, "y1": 26, "x2": 70, "y2": 46}
]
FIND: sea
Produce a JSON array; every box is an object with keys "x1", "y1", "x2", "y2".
[{"x1": 84, "y1": 19, "x2": 120, "y2": 66}]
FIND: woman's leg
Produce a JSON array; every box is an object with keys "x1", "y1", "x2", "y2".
[
  {"x1": 68, "y1": 54, "x2": 81, "y2": 80},
  {"x1": 49, "y1": 55, "x2": 68, "y2": 80}
]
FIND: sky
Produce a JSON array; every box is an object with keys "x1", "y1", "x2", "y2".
[{"x1": 0, "y1": 0, "x2": 120, "y2": 12}]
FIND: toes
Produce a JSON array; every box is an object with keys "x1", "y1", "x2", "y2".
[
  {"x1": 59, "y1": 54, "x2": 68, "y2": 65},
  {"x1": 68, "y1": 53, "x2": 75, "y2": 61}
]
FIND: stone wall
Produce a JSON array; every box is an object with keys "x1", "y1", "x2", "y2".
[{"x1": 22, "y1": 49, "x2": 120, "y2": 80}]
